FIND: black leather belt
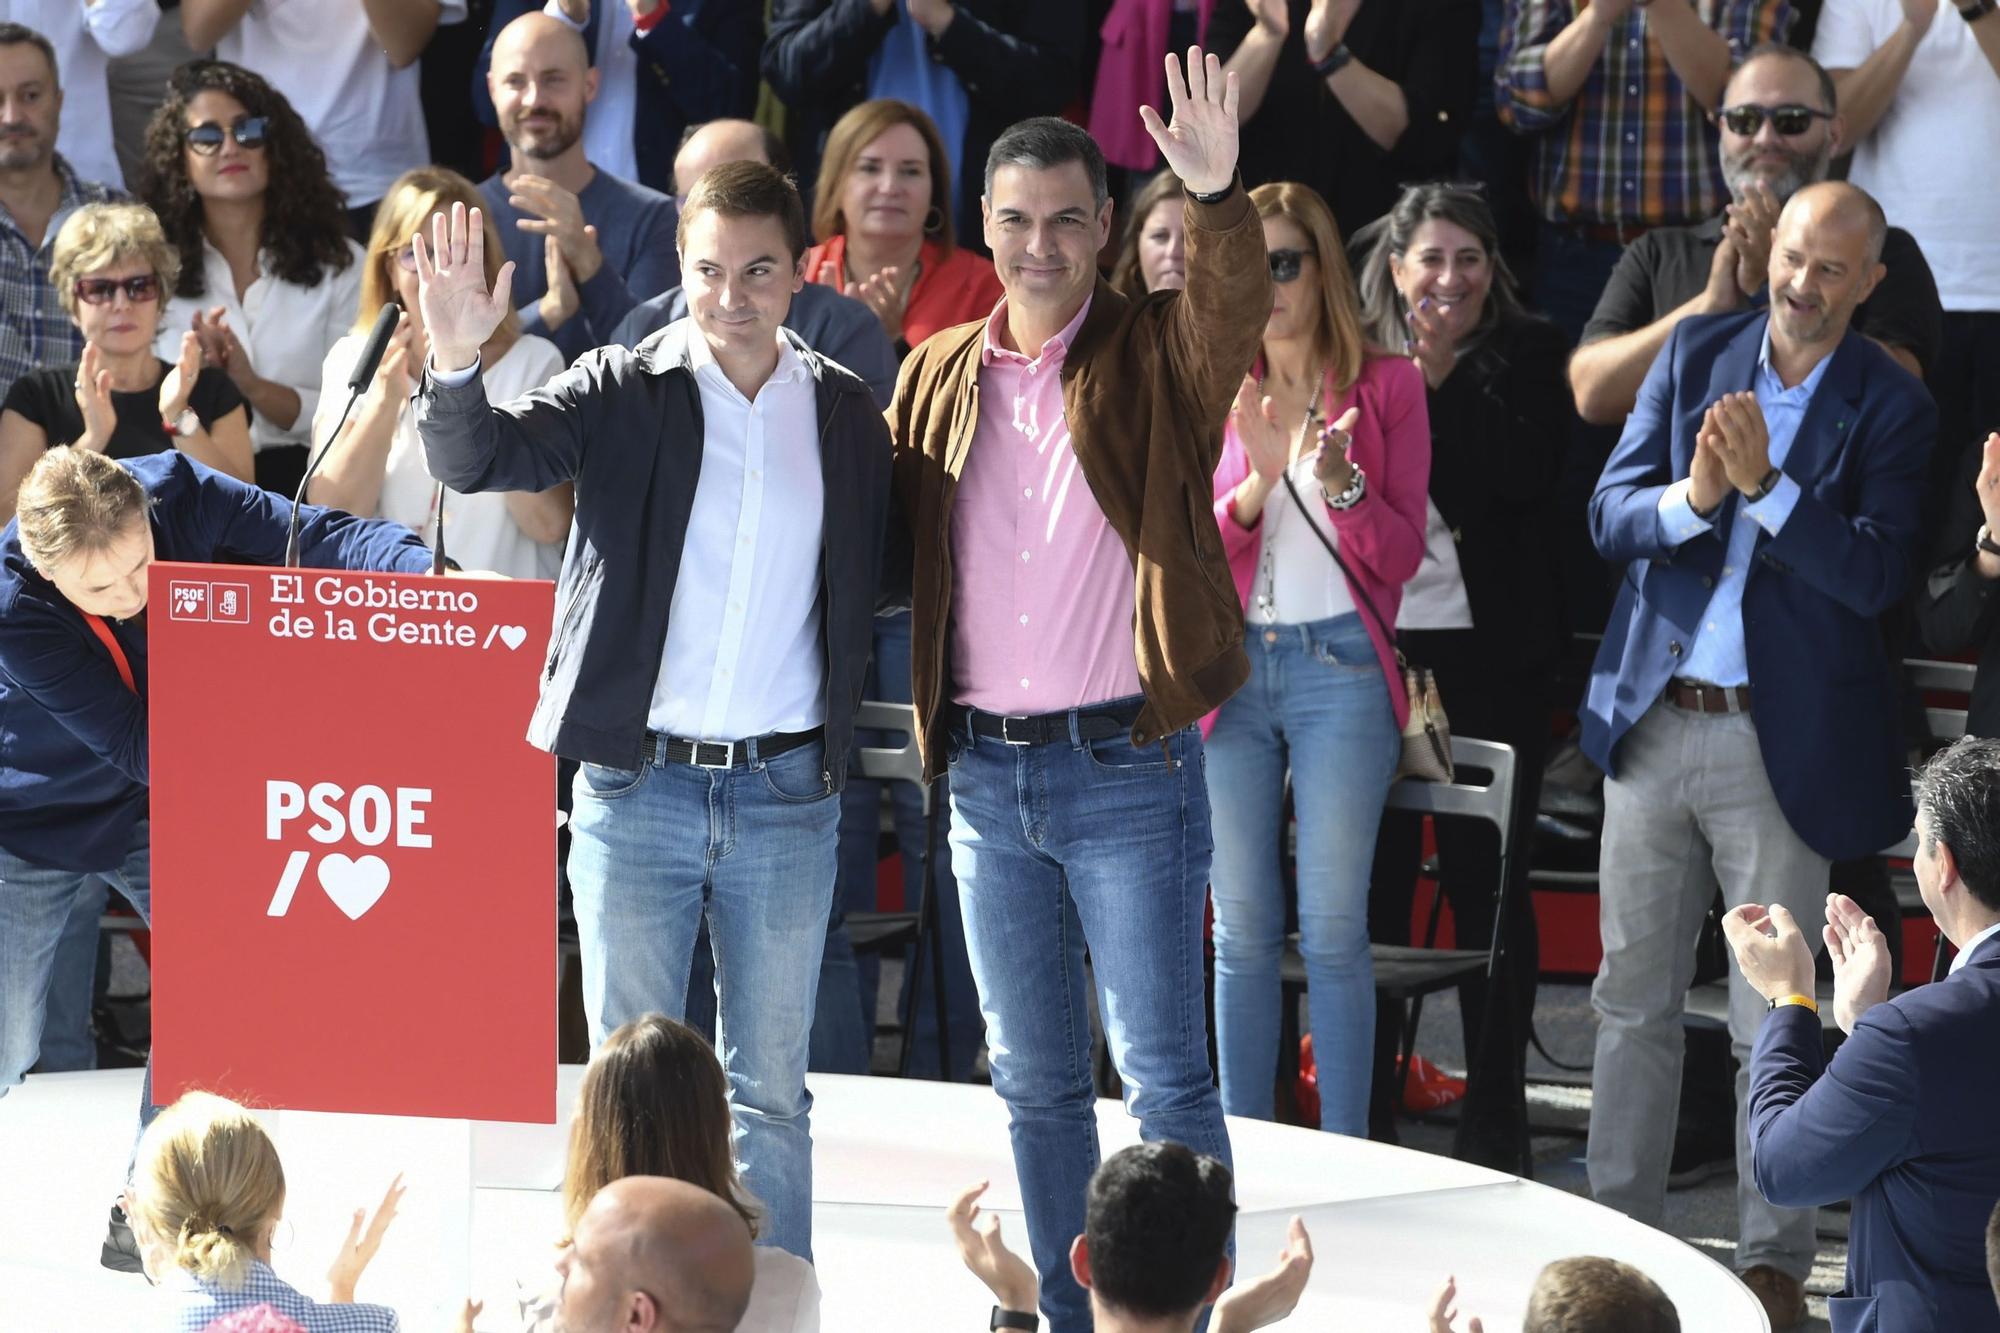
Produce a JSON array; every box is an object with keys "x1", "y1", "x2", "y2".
[
  {"x1": 958, "y1": 699, "x2": 1144, "y2": 746},
  {"x1": 642, "y1": 726, "x2": 822, "y2": 768},
  {"x1": 1665, "y1": 678, "x2": 1752, "y2": 715}
]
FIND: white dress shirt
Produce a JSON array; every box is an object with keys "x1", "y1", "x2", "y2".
[
  {"x1": 156, "y1": 239, "x2": 366, "y2": 455},
  {"x1": 1950, "y1": 919, "x2": 2000, "y2": 976},
  {"x1": 2, "y1": 0, "x2": 158, "y2": 189},
  {"x1": 543, "y1": 0, "x2": 640, "y2": 183},
  {"x1": 648, "y1": 328, "x2": 827, "y2": 740}
]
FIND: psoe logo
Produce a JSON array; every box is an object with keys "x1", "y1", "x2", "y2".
[
  {"x1": 264, "y1": 781, "x2": 432, "y2": 921},
  {"x1": 168, "y1": 581, "x2": 208, "y2": 621}
]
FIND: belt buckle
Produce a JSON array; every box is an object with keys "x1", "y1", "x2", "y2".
[
  {"x1": 998, "y1": 716, "x2": 1034, "y2": 746},
  {"x1": 691, "y1": 740, "x2": 735, "y2": 769}
]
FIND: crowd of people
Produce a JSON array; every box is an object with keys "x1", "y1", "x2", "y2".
[{"x1": 1, "y1": 0, "x2": 2000, "y2": 1329}]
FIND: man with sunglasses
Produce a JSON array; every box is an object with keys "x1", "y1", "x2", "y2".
[
  {"x1": 1572, "y1": 43, "x2": 1941, "y2": 425},
  {"x1": 0, "y1": 22, "x2": 120, "y2": 405}
]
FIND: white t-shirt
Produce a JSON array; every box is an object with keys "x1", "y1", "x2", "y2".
[
  {"x1": 1395, "y1": 496, "x2": 1475, "y2": 631},
  {"x1": 1252, "y1": 454, "x2": 1358, "y2": 626},
  {"x1": 156, "y1": 239, "x2": 366, "y2": 454},
  {"x1": 311, "y1": 331, "x2": 565, "y2": 579},
  {"x1": 214, "y1": 0, "x2": 468, "y2": 208},
  {"x1": 1814, "y1": 0, "x2": 2000, "y2": 311},
  {"x1": 1, "y1": 0, "x2": 158, "y2": 189}
]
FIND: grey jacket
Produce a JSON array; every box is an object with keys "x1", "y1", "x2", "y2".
[{"x1": 415, "y1": 320, "x2": 895, "y2": 788}]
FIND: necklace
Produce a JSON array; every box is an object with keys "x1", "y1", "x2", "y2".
[{"x1": 1252, "y1": 364, "x2": 1325, "y2": 620}]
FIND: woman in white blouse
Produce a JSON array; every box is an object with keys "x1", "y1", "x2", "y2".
[
  {"x1": 140, "y1": 60, "x2": 363, "y2": 499},
  {"x1": 309, "y1": 167, "x2": 569, "y2": 579}
]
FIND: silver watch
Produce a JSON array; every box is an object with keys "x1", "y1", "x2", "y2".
[{"x1": 165, "y1": 407, "x2": 199, "y2": 438}]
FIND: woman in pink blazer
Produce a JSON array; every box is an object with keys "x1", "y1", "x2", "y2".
[{"x1": 1206, "y1": 181, "x2": 1431, "y2": 1136}]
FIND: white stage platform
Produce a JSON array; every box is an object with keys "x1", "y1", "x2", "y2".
[{"x1": 0, "y1": 1069, "x2": 1769, "y2": 1331}]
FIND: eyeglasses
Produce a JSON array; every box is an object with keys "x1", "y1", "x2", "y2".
[
  {"x1": 1269, "y1": 248, "x2": 1315, "y2": 284},
  {"x1": 186, "y1": 115, "x2": 270, "y2": 155},
  {"x1": 73, "y1": 274, "x2": 161, "y2": 305},
  {"x1": 392, "y1": 244, "x2": 418, "y2": 273},
  {"x1": 1718, "y1": 103, "x2": 1833, "y2": 137}
]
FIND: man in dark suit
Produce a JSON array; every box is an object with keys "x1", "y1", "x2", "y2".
[
  {"x1": 1580, "y1": 180, "x2": 1935, "y2": 1329},
  {"x1": 1723, "y1": 735, "x2": 2000, "y2": 1333}
]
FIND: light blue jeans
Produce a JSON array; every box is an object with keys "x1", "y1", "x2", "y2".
[
  {"x1": 945, "y1": 705, "x2": 1230, "y2": 1333},
  {"x1": 39, "y1": 877, "x2": 110, "y2": 1072},
  {"x1": 568, "y1": 738, "x2": 840, "y2": 1262},
  {"x1": 1207, "y1": 614, "x2": 1400, "y2": 1135}
]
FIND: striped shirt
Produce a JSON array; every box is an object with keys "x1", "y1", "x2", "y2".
[
  {"x1": 0, "y1": 155, "x2": 119, "y2": 403},
  {"x1": 1495, "y1": 0, "x2": 1791, "y2": 227},
  {"x1": 162, "y1": 1261, "x2": 401, "y2": 1333}
]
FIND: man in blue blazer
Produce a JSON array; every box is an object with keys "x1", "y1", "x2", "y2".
[
  {"x1": 1723, "y1": 736, "x2": 2000, "y2": 1333},
  {"x1": 1581, "y1": 181, "x2": 1935, "y2": 1328}
]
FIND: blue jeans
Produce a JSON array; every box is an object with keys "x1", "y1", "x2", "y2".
[
  {"x1": 38, "y1": 877, "x2": 109, "y2": 1072},
  {"x1": 817, "y1": 612, "x2": 983, "y2": 1078},
  {"x1": 568, "y1": 737, "x2": 840, "y2": 1262},
  {"x1": 945, "y1": 705, "x2": 1230, "y2": 1333},
  {"x1": 1207, "y1": 615, "x2": 1400, "y2": 1136}
]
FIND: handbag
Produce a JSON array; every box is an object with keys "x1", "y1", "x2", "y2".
[{"x1": 1277, "y1": 469, "x2": 1454, "y2": 783}]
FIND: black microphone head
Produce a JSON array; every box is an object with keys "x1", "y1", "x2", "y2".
[{"x1": 347, "y1": 302, "x2": 401, "y2": 393}]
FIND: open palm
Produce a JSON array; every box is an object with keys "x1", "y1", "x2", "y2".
[
  {"x1": 1825, "y1": 893, "x2": 1893, "y2": 1035},
  {"x1": 412, "y1": 201, "x2": 514, "y2": 374},
  {"x1": 1139, "y1": 47, "x2": 1241, "y2": 196}
]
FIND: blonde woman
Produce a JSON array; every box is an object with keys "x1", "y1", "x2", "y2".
[
  {"x1": 0, "y1": 202, "x2": 253, "y2": 525},
  {"x1": 309, "y1": 167, "x2": 569, "y2": 580},
  {"x1": 126, "y1": 1091, "x2": 406, "y2": 1331}
]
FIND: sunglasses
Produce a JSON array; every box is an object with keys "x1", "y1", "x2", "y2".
[
  {"x1": 1718, "y1": 103, "x2": 1833, "y2": 137},
  {"x1": 186, "y1": 115, "x2": 270, "y2": 155},
  {"x1": 1269, "y1": 248, "x2": 1315, "y2": 284},
  {"x1": 73, "y1": 274, "x2": 161, "y2": 305}
]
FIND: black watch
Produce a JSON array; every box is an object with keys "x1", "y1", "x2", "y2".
[
  {"x1": 1186, "y1": 176, "x2": 1237, "y2": 205},
  {"x1": 1746, "y1": 466, "x2": 1784, "y2": 502},
  {"x1": 990, "y1": 1307, "x2": 1039, "y2": 1331},
  {"x1": 1311, "y1": 42, "x2": 1354, "y2": 77},
  {"x1": 1977, "y1": 524, "x2": 2000, "y2": 558},
  {"x1": 1962, "y1": 0, "x2": 1997, "y2": 20}
]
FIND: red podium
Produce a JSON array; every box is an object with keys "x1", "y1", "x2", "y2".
[{"x1": 147, "y1": 562, "x2": 557, "y2": 1122}]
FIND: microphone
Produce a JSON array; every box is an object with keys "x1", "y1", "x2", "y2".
[{"x1": 287, "y1": 303, "x2": 402, "y2": 567}]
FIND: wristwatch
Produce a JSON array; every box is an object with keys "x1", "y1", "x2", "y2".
[
  {"x1": 1745, "y1": 466, "x2": 1784, "y2": 502},
  {"x1": 1186, "y1": 175, "x2": 1238, "y2": 205},
  {"x1": 160, "y1": 408, "x2": 199, "y2": 438},
  {"x1": 1977, "y1": 523, "x2": 2000, "y2": 557},
  {"x1": 1311, "y1": 42, "x2": 1354, "y2": 78},
  {"x1": 990, "y1": 1308, "x2": 1039, "y2": 1331},
  {"x1": 1961, "y1": 0, "x2": 1997, "y2": 21}
]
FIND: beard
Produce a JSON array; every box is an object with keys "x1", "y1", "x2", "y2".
[
  {"x1": 0, "y1": 124, "x2": 50, "y2": 171},
  {"x1": 508, "y1": 110, "x2": 581, "y2": 161},
  {"x1": 1722, "y1": 138, "x2": 1833, "y2": 207}
]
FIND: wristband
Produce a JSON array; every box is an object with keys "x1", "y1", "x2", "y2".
[
  {"x1": 1768, "y1": 992, "x2": 1817, "y2": 1014},
  {"x1": 990, "y1": 1308, "x2": 1038, "y2": 1331},
  {"x1": 1311, "y1": 42, "x2": 1354, "y2": 78},
  {"x1": 1186, "y1": 176, "x2": 1237, "y2": 206}
]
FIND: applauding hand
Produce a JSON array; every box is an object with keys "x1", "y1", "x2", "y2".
[
  {"x1": 326, "y1": 1173, "x2": 405, "y2": 1303},
  {"x1": 1213, "y1": 1216, "x2": 1314, "y2": 1333},
  {"x1": 1824, "y1": 892, "x2": 1893, "y2": 1034},
  {"x1": 1312, "y1": 406, "x2": 1361, "y2": 496},
  {"x1": 412, "y1": 203, "x2": 515, "y2": 374},
  {"x1": 72, "y1": 342, "x2": 118, "y2": 451},
  {"x1": 1139, "y1": 47, "x2": 1241, "y2": 197},
  {"x1": 947, "y1": 1181, "x2": 1038, "y2": 1316}
]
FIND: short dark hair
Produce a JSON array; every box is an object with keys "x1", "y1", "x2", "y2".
[
  {"x1": 673, "y1": 119, "x2": 791, "y2": 179},
  {"x1": 1915, "y1": 737, "x2": 2000, "y2": 912},
  {"x1": 1732, "y1": 41, "x2": 1838, "y2": 116},
  {"x1": 675, "y1": 159, "x2": 808, "y2": 263},
  {"x1": 1083, "y1": 1143, "x2": 1235, "y2": 1318},
  {"x1": 985, "y1": 116, "x2": 1108, "y2": 210},
  {"x1": 1524, "y1": 1257, "x2": 1680, "y2": 1333},
  {"x1": 0, "y1": 22, "x2": 59, "y2": 87}
]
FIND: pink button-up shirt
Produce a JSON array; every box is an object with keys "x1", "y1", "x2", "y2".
[{"x1": 950, "y1": 295, "x2": 1144, "y2": 715}]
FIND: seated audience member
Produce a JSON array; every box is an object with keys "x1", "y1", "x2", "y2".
[
  {"x1": 1208, "y1": 180, "x2": 1431, "y2": 1139},
  {"x1": 949, "y1": 1143, "x2": 1313, "y2": 1333},
  {"x1": 1569, "y1": 42, "x2": 1940, "y2": 426},
  {"x1": 309, "y1": 168, "x2": 569, "y2": 581},
  {"x1": 141, "y1": 60, "x2": 364, "y2": 501},
  {"x1": 1428, "y1": 1258, "x2": 1680, "y2": 1332},
  {"x1": 1354, "y1": 181, "x2": 1567, "y2": 1169},
  {"x1": 524, "y1": 1013, "x2": 818, "y2": 1332},
  {"x1": 801, "y1": 99, "x2": 1003, "y2": 356},
  {"x1": 0, "y1": 22, "x2": 123, "y2": 403},
  {"x1": 124, "y1": 1091, "x2": 405, "y2": 1332},
  {"x1": 0, "y1": 201, "x2": 252, "y2": 522},
  {"x1": 760, "y1": 0, "x2": 1084, "y2": 241},
  {"x1": 1209, "y1": 0, "x2": 1482, "y2": 241},
  {"x1": 610, "y1": 120, "x2": 895, "y2": 409},
  {"x1": 1723, "y1": 735, "x2": 2000, "y2": 1333},
  {"x1": 479, "y1": 12, "x2": 680, "y2": 364},
  {"x1": 1924, "y1": 431, "x2": 2000, "y2": 735},
  {"x1": 179, "y1": 0, "x2": 466, "y2": 236},
  {"x1": 7, "y1": 2, "x2": 157, "y2": 189},
  {"x1": 556, "y1": 1178, "x2": 755, "y2": 1333},
  {"x1": 472, "y1": 0, "x2": 763, "y2": 196},
  {"x1": 1108, "y1": 168, "x2": 1188, "y2": 299}
]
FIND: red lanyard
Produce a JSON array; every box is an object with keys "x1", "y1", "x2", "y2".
[{"x1": 81, "y1": 613, "x2": 137, "y2": 695}]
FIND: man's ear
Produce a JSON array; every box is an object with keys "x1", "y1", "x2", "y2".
[
  {"x1": 584, "y1": 66, "x2": 602, "y2": 105},
  {"x1": 1070, "y1": 1234, "x2": 1092, "y2": 1290},
  {"x1": 1828, "y1": 113, "x2": 1848, "y2": 159},
  {"x1": 1098, "y1": 197, "x2": 1116, "y2": 251},
  {"x1": 1202, "y1": 1254, "x2": 1234, "y2": 1304}
]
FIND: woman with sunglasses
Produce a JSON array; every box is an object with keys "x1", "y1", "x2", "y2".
[
  {"x1": 140, "y1": 60, "x2": 363, "y2": 501},
  {"x1": 307, "y1": 168, "x2": 568, "y2": 581},
  {"x1": 0, "y1": 202, "x2": 252, "y2": 525},
  {"x1": 1354, "y1": 182, "x2": 1569, "y2": 1169},
  {"x1": 1205, "y1": 181, "x2": 1430, "y2": 1136}
]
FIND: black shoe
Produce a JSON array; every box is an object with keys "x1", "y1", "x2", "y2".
[{"x1": 101, "y1": 1203, "x2": 144, "y2": 1274}]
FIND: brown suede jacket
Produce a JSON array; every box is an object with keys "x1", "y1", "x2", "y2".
[{"x1": 886, "y1": 183, "x2": 1272, "y2": 779}]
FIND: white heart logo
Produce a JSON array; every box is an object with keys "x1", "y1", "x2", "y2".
[
  {"x1": 317, "y1": 853, "x2": 391, "y2": 920},
  {"x1": 498, "y1": 625, "x2": 527, "y2": 650}
]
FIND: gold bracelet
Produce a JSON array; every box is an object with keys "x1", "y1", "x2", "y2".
[{"x1": 1769, "y1": 992, "x2": 1817, "y2": 1014}]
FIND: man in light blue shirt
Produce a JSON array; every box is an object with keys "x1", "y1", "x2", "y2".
[{"x1": 1581, "y1": 180, "x2": 1935, "y2": 1329}]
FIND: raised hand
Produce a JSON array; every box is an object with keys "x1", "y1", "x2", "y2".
[
  {"x1": 1304, "y1": 0, "x2": 1362, "y2": 61},
  {"x1": 539, "y1": 232, "x2": 581, "y2": 332},
  {"x1": 158, "y1": 330, "x2": 203, "y2": 423},
  {"x1": 1724, "y1": 180, "x2": 1780, "y2": 298},
  {"x1": 946, "y1": 1181, "x2": 1038, "y2": 1315},
  {"x1": 72, "y1": 342, "x2": 117, "y2": 450},
  {"x1": 1973, "y1": 432, "x2": 2000, "y2": 535},
  {"x1": 1701, "y1": 233, "x2": 1745, "y2": 315},
  {"x1": 508, "y1": 175, "x2": 603, "y2": 284},
  {"x1": 1690, "y1": 404, "x2": 1730, "y2": 512},
  {"x1": 1406, "y1": 296, "x2": 1458, "y2": 390},
  {"x1": 1138, "y1": 47, "x2": 1241, "y2": 197},
  {"x1": 326, "y1": 1173, "x2": 405, "y2": 1303},
  {"x1": 1709, "y1": 391, "x2": 1774, "y2": 495},
  {"x1": 412, "y1": 202, "x2": 515, "y2": 374},
  {"x1": 1233, "y1": 375, "x2": 1292, "y2": 481},
  {"x1": 1428, "y1": 1276, "x2": 1486, "y2": 1333},
  {"x1": 1312, "y1": 405, "x2": 1361, "y2": 494},
  {"x1": 1824, "y1": 892, "x2": 1893, "y2": 1034},
  {"x1": 844, "y1": 265, "x2": 912, "y2": 342},
  {"x1": 1212, "y1": 1216, "x2": 1313, "y2": 1333}
]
